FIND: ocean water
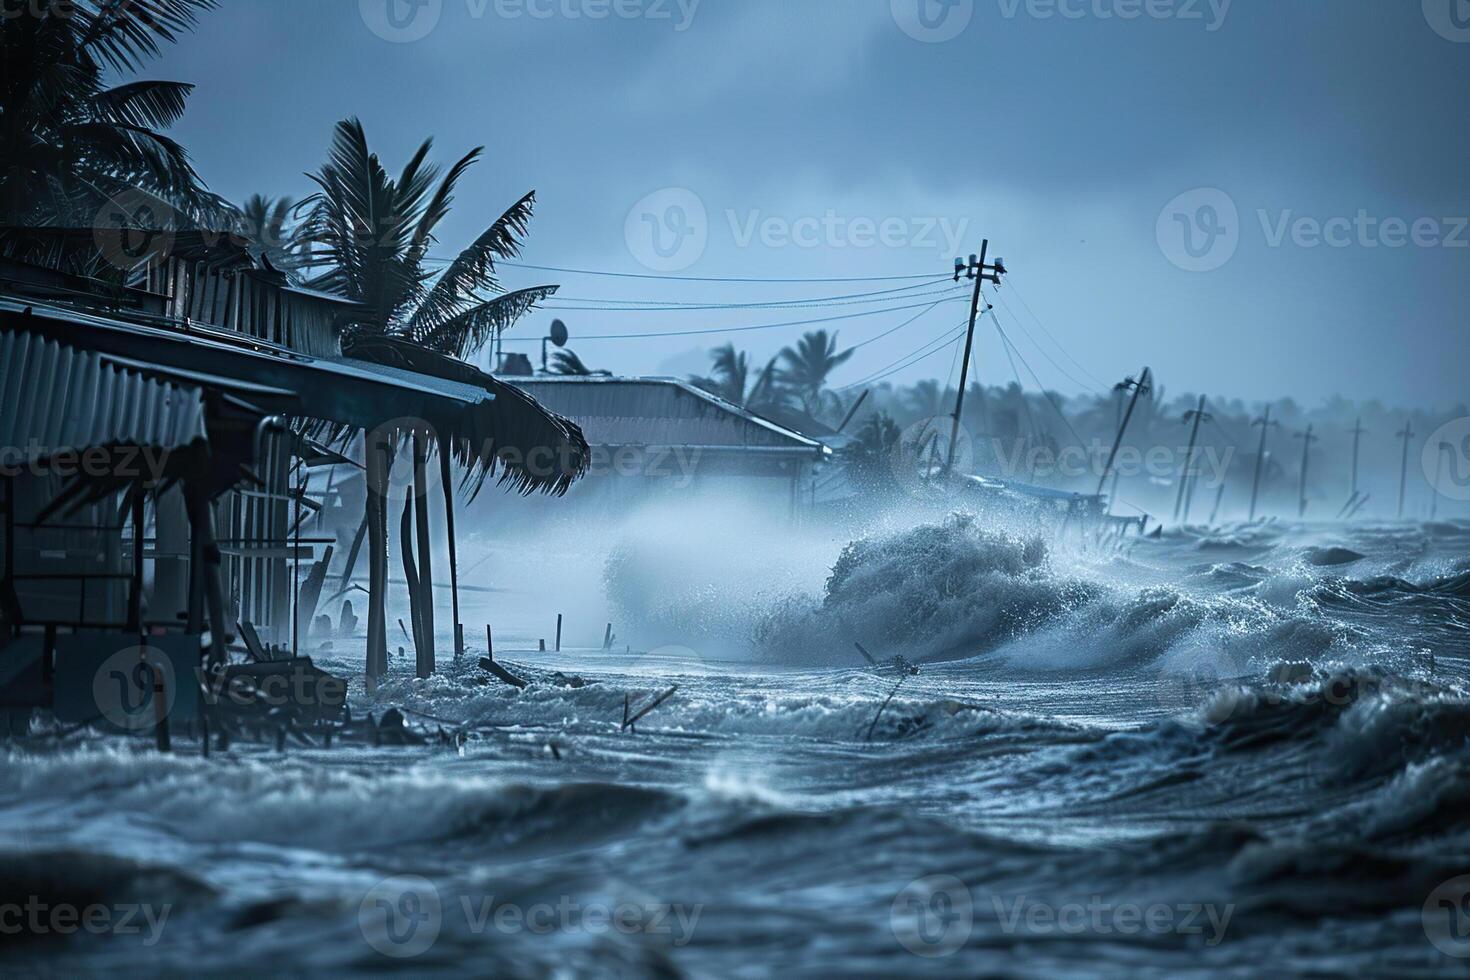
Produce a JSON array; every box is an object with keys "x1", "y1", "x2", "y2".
[{"x1": 3, "y1": 516, "x2": 1470, "y2": 977}]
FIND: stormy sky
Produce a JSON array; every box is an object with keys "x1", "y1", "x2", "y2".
[{"x1": 146, "y1": 0, "x2": 1468, "y2": 408}]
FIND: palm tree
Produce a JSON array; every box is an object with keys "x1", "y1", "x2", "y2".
[
  {"x1": 236, "y1": 194, "x2": 306, "y2": 273},
  {"x1": 302, "y1": 118, "x2": 586, "y2": 683},
  {"x1": 689, "y1": 343, "x2": 750, "y2": 405},
  {"x1": 303, "y1": 118, "x2": 558, "y2": 361},
  {"x1": 0, "y1": 1, "x2": 225, "y2": 228},
  {"x1": 778, "y1": 330, "x2": 854, "y2": 416},
  {"x1": 839, "y1": 411, "x2": 902, "y2": 495}
]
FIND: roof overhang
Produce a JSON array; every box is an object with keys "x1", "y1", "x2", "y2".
[{"x1": 0, "y1": 296, "x2": 491, "y2": 432}]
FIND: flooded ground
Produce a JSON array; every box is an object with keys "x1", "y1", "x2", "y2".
[{"x1": 3, "y1": 517, "x2": 1470, "y2": 976}]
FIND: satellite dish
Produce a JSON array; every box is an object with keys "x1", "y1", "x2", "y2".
[{"x1": 549, "y1": 318, "x2": 569, "y2": 348}]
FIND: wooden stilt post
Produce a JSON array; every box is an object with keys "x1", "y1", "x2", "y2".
[
  {"x1": 365, "y1": 432, "x2": 390, "y2": 689},
  {"x1": 411, "y1": 432, "x2": 435, "y2": 678},
  {"x1": 438, "y1": 439, "x2": 462, "y2": 663},
  {"x1": 555, "y1": 613, "x2": 562, "y2": 652}
]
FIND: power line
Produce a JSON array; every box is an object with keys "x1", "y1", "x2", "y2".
[
  {"x1": 837, "y1": 318, "x2": 971, "y2": 390},
  {"x1": 1003, "y1": 277, "x2": 1110, "y2": 390},
  {"x1": 993, "y1": 311, "x2": 1088, "y2": 450},
  {"x1": 546, "y1": 282, "x2": 963, "y2": 313},
  {"x1": 430, "y1": 257, "x2": 942, "y2": 284},
  {"x1": 993, "y1": 292, "x2": 1104, "y2": 395},
  {"x1": 503, "y1": 297, "x2": 967, "y2": 342}
]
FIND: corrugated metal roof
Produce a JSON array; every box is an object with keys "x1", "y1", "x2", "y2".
[
  {"x1": 0, "y1": 296, "x2": 492, "y2": 429},
  {"x1": 0, "y1": 328, "x2": 207, "y2": 453},
  {"x1": 509, "y1": 376, "x2": 826, "y2": 454}
]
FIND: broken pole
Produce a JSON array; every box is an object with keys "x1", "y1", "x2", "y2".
[
  {"x1": 1349, "y1": 417, "x2": 1367, "y2": 499},
  {"x1": 555, "y1": 614, "x2": 563, "y2": 652},
  {"x1": 1248, "y1": 405, "x2": 1278, "y2": 522},
  {"x1": 623, "y1": 685, "x2": 679, "y2": 732},
  {"x1": 151, "y1": 658, "x2": 170, "y2": 753},
  {"x1": 1174, "y1": 397, "x2": 1208, "y2": 524},
  {"x1": 539, "y1": 638, "x2": 546, "y2": 652},
  {"x1": 603, "y1": 623, "x2": 613, "y2": 650},
  {"x1": 1396, "y1": 419, "x2": 1416, "y2": 519},
  {"x1": 486, "y1": 624, "x2": 494, "y2": 661},
  {"x1": 1295, "y1": 424, "x2": 1318, "y2": 519},
  {"x1": 1098, "y1": 367, "x2": 1152, "y2": 498},
  {"x1": 1210, "y1": 480, "x2": 1227, "y2": 526}
]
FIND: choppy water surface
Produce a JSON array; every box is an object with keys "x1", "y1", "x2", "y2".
[{"x1": 4, "y1": 517, "x2": 1470, "y2": 977}]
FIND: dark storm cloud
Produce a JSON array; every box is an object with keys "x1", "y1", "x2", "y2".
[{"x1": 148, "y1": 0, "x2": 1467, "y2": 406}]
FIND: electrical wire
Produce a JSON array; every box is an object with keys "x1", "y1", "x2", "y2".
[
  {"x1": 994, "y1": 292, "x2": 1105, "y2": 395},
  {"x1": 545, "y1": 277, "x2": 959, "y2": 311},
  {"x1": 427, "y1": 256, "x2": 942, "y2": 284},
  {"x1": 546, "y1": 283, "x2": 964, "y2": 313},
  {"x1": 836, "y1": 318, "x2": 971, "y2": 390},
  {"x1": 993, "y1": 311, "x2": 1088, "y2": 450},
  {"x1": 1003, "y1": 277, "x2": 1111, "y2": 390},
  {"x1": 499, "y1": 297, "x2": 967, "y2": 342}
]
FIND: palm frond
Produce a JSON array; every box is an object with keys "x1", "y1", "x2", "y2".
[
  {"x1": 408, "y1": 190, "x2": 535, "y2": 336},
  {"x1": 90, "y1": 80, "x2": 194, "y2": 129},
  {"x1": 343, "y1": 335, "x2": 589, "y2": 497},
  {"x1": 75, "y1": 0, "x2": 220, "y2": 73},
  {"x1": 413, "y1": 285, "x2": 558, "y2": 360}
]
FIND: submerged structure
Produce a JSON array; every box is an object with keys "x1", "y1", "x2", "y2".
[{"x1": 0, "y1": 227, "x2": 586, "y2": 736}]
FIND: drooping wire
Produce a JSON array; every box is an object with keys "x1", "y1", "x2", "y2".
[
  {"x1": 993, "y1": 291, "x2": 1105, "y2": 395},
  {"x1": 993, "y1": 310, "x2": 1088, "y2": 451},
  {"x1": 836, "y1": 318, "x2": 971, "y2": 391},
  {"x1": 428, "y1": 257, "x2": 942, "y2": 284},
  {"x1": 545, "y1": 277, "x2": 959, "y2": 311},
  {"x1": 1002, "y1": 277, "x2": 1111, "y2": 390},
  {"x1": 501, "y1": 297, "x2": 968, "y2": 342}
]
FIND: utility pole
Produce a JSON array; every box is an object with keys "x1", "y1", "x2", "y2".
[
  {"x1": 1098, "y1": 368, "x2": 1152, "y2": 499},
  {"x1": 1248, "y1": 405, "x2": 1279, "y2": 523},
  {"x1": 1431, "y1": 441, "x2": 1450, "y2": 522},
  {"x1": 1396, "y1": 419, "x2": 1416, "y2": 519},
  {"x1": 1174, "y1": 396, "x2": 1210, "y2": 524},
  {"x1": 944, "y1": 241, "x2": 1007, "y2": 478},
  {"x1": 1349, "y1": 417, "x2": 1366, "y2": 498},
  {"x1": 1294, "y1": 424, "x2": 1318, "y2": 519}
]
